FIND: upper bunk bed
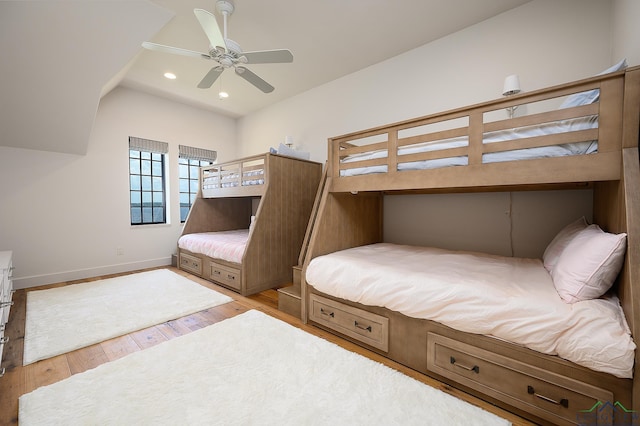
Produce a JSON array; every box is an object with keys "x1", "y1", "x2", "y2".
[
  {"x1": 200, "y1": 153, "x2": 270, "y2": 198},
  {"x1": 178, "y1": 152, "x2": 322, "y2": 296},
  {"x1": 329, "y1": 65, "x2": 636, "y2": 193},
  {"x1": 301, "y1": 65, "x2": 640, "y2": 425}
]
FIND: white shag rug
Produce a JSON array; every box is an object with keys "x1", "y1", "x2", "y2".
[
  {"x1": 19, "y1": 310, "x2": 511, "y2": 426},
  {"x1": 23, "y1": 269, "x2": 232, "y2": 365}
]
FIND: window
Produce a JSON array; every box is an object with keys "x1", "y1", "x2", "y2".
[
  {"x1": 178, "y1": 145, "x2": 217, "y2": 222},
  {"x1": 179, "y1": 157, "x2": 210, "y2": 222},
  {"x1": 129, "y1": 137, "x2": 168, "y2": 225}
]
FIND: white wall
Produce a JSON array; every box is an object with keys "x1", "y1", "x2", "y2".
[
  {"x1": 0, "y1": 87, "x2": 236, "y2": 288},
  {"x1": 612, "y1": 0, "x2": 640, "y2": 67},
  {"x1": 237, "y1": 0, "x2": 630, "y2": 258}
]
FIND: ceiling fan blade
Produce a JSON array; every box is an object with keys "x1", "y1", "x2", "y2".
[
  {"x1": 193, "y1": 8, "x2": 227, "y2": 51},
  {"x1": 235, "y1": 67, "x2": 274, "y2": 93},
  {"x1": 242, "y1": 49, "x2": 294, "y2": 64},
  {"x1": 198, "y1": 66, "x2": 224, "y2": 89},
  {"x1": 142, "y1": 41, "x2": 210, "y2": 60}
]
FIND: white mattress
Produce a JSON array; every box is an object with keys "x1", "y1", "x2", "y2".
[
  {"x1": 340, "y1": 116, "x2": 598, "y2": 176},
  {"x1": 305, "y1": 243, "x2": 635, "y2": 378},
  {"x1": 178, "y1": 229, "x2": 249, "y2": 264}
]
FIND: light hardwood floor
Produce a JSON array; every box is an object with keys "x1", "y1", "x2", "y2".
[{"x1": 0, "y1": 266, "x2": 535, "y2": 425}]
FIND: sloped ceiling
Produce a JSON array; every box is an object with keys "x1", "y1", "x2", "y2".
[
  {"x1": 0, "y1": 0, "x2": 531, "y2": 155},
  {"x1": 0, "y1": 1, "x2": 173, "y2": 155}
]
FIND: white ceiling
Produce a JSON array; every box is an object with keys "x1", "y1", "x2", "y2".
[{"x1": 1, "y1": 0, "x2": 530, "y2": 155}]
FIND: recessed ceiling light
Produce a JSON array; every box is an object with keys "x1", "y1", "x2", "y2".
[
  {"x1": 218, "y1": 91, "x2": 229, "y2": 99},
  {"x1": 164, "y1": 72, "x2": 177, "y2": 80}
]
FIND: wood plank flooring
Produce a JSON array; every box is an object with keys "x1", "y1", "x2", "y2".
[{"x1": 0, "y1": 266, "x2": 535, "y2": 425}]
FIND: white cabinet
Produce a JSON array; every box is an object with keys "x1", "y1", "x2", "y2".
[{"x1": 0, "y1": 251, "x2": 13, "y2": 378}]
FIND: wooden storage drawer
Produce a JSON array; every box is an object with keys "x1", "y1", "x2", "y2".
[
  {"x1": 0, "y1": 251, "x2": 12, "y2": 379},
  {"x1": 208, "y1": 261, "x2": 241, "y2": 291},
  {"x1": 0, "y1": 299, "x2": 11, "y2": 328},
  {"x1": 179, "y1": 252, "x2": 202, "y2": 276},
  {"x1": 309, "y1": 294, "x2": 389, "y2": 352},
  {"x1": 0, "y1": 327, "x2": 6, "y2": 377},
  {"x1": 1, "y1": 277, "x2": 12, "y2": 326},
  {"x1": 427, "y1": 333, "x2": 614, "y2": 425}
]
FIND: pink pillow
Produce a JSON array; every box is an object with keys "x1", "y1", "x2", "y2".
[
  {"x1": 542, "y1": 217, "x2": 588, "y2": 272},
  {"x1": 551, "y1": 224, "x2": 627, "y2": 303}
]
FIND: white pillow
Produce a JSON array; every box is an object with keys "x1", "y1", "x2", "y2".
[
  {"x1": 277, "y1": 143, "x2": 310, "y2": 160},
  {"x1": 543, "y1": 216, "x2": 588, "y2": 272},
  {"x1": 559, "y1": 58, "x2": 627, "y2": 109},
  {"x1": 551, "y1": 224, "x2": 627, "y2": 303}
]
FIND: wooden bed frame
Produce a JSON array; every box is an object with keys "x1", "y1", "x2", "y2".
[
  {"x1": 178, "y1": 153, "x2": 322, "y2": 296},
  {"x1": 301, "y1": 66, "x2": 640, "y2": 425}
]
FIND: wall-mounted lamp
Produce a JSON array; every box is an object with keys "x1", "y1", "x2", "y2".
[
  {"x1": 284, "y1": 135, "x2": 294, "y2": 148},
  {"x1": 502, "y1": 74, "x2": 521, "y2": 119}
]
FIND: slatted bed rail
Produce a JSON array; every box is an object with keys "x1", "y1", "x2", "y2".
[
  {"x1": 329, "y1": 69, "x2": 629, "y2": 193},
  {"x1": 201, "y1": 153, "x2": 268, "y2": 198}
]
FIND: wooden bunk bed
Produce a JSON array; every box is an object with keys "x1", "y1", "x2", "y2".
[
  {"x1": 178, "y1": 153, "x2": 322, "y2": 296},
  {"x1": 301, "y1": 66, "x2": 640, "y2": 425}
]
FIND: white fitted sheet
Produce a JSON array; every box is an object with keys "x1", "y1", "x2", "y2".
[
  {"x1": 178, "y1": 230, "x2": 248, "y2": 264},
  {"x1": 306, "y1": 243, "x2": 635, "y2": 378}
]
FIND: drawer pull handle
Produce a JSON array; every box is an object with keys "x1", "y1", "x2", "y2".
[
  {"x1": 213, "y1": 270, "x2": 221, "y2": 275},
  {"x1": 450, "y1": 356, "x2": 479, "y2": 373},
  {"x1": 320, "y1": 308, "x2": 334, "y2": 318},
  {"x1": 227, "y1": 274, "x2": 235, "y2": 280},
  {"x1": 354, "y1": 321, "x2": 372, "y2": 332},
  {"x1": 0, "y1": 337, "x2": 8, "y2": 344},
  {"x1": 527, "y1": 385, "x2": 568, "y2": 408}
]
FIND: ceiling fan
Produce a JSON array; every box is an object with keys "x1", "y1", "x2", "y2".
[{"x1": 142, "y1": 0, "x2": 293, "y2": 93}]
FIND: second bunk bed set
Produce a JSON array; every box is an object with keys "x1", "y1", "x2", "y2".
[{"x1": 178, "y1": 153, "x2": 322, "y2": 296}]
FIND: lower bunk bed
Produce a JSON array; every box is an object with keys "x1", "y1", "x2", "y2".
[
  {"x1": 301, "y1": 64, "x2": 640, "y2": 425},
  {"x1": 305, "y1": 241, "x2": 633, "y2": 425},
  {"x1": 178, "y1": 229, "x2": 248, "y2": 292}
]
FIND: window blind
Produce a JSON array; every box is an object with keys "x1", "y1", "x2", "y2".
[
  {"x1": 179, "y1": 145, "x2": 217, "y2": 162},
  {"x1": 129, "y1": 137, "x2": 169, "y2": 154}
]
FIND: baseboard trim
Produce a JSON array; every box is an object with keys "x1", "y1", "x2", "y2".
[{"x1": 13, "y1": 257, "x2": 172, "y2": 289}]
